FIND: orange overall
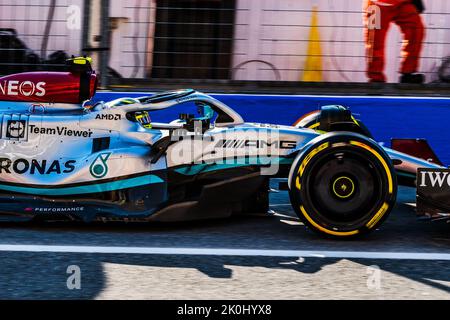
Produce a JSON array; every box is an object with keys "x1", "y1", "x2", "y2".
[{"x1": 364, "y1": 0, "x2": 425, "y2": 82}]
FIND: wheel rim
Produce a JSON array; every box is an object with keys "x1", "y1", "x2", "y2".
[
  {"x1": 301, "y1": 147, "x2": 385, "y2": 228},
  {"x1": 332, "y1": 176, "x2": 355, "y2": 199}
]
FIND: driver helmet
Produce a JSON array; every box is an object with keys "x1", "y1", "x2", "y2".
[{"x1": 135, "y1": 111, "x2": 152, "y2": 129}]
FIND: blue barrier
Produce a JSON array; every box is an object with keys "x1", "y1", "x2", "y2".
[{"x1": 95, "y1": 92, "x2": 450, "y2": 165}]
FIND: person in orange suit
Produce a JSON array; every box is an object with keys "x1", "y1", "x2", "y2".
[{"x1": 364, "y1": 0, "x2": 425, "y2": 83}]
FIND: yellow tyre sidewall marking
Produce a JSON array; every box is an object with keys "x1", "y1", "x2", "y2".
[
  {"x1": 308, "y1": 117, "x2": 360, "y2": 131},
  {"x1": 349, "y1": 141, "x2": 393, "y2": 194},
  {"x1": 351, "y1": 116, "x2": 360, "y2": 127},
  {"x1": 298, "y1": 142, "x2": 329, "y2": 178},
  {"x1": 300, "y1": 205, "x2": 359, "y2": 237},
  {"x1": 349, "y1": 140, "x2": 393, "y2": 229},
  {"x1": 308, "y1": 122, "x2": 320, "y2": 129},
  {"x1": 295, "y1": 176, "x2": 301, "y2": 191},
  {"x1": 366, "y1": 202, "x2": 389, "y2": 229}
]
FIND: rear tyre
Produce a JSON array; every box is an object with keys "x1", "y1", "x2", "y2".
[
  {"x1": 293, "y1": 110, "x2": 321, "y2": 129},
  {"x1": 294, "y1": 108, "x2": 374, "y2": 139},
  {"x1": 289, "y1": 132, "x2": 397, "y2": 238}
]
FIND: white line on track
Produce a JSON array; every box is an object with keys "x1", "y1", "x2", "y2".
[{"x1": 0, "y1": 245, "x2": 449, "y2": 261}]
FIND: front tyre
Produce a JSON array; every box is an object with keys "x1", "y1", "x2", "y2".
[{"x1": 289, "y1": 132, "x2": 397, "y2": 238}]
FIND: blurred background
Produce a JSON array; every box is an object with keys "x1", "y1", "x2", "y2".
[{"x1": 0, "y1": 0, "x2": 449, "y2": 86}]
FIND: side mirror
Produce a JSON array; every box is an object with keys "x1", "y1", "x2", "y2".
[
  {"x1": 196, "y1": 103, "x2": 214, "y2": 121},
  {"x1": 201, "y1": 105, "x2": 214, "y2": 120}
]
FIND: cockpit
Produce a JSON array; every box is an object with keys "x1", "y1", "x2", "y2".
[
  {"x1": 99, "y1": 89, "x2": 243, "y2": 133},
  {"x1": 128, "y1": 100, "x2": 217, "y2": 133}
]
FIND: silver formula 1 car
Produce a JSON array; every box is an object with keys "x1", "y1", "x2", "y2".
[{"x1": 0, "y1": 58, "x2": 445, "y2": 238}]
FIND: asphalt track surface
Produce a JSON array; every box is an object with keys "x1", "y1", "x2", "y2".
[{"x1": 0, "y1": 183, "x2": 449, "y2": 300}]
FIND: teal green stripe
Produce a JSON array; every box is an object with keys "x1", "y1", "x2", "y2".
[
  {"x1": 0, "y1": 174, "x2": 164, "y2": 196},
  {"x1": 175, "y1": 157, "x2": 293, "y2": 176}
]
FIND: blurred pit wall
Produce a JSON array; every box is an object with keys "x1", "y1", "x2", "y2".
[
  {"x1": 0, "y1": 0, "x2": 84, "y2": 59},
  {"x1": 108, "y1": 0, "x2": 450, "y2": 82},
  {"x1": 1, "y1": 0, "x2": 449, "y2": 83}
]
